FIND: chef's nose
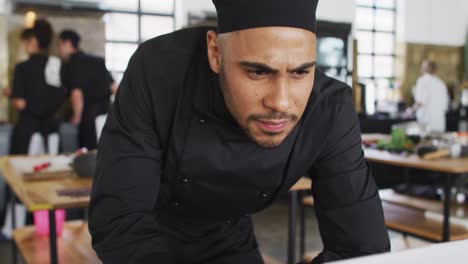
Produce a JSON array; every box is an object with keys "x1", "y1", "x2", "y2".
[{"x1": 263, "y1": 78, "x2": 291, "y2": 114}]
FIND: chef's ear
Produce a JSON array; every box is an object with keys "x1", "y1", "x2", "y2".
[{"x1": 207, "y1": 30, "x2": 222, "y2": 74}]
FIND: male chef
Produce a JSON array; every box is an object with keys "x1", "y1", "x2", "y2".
[{"x1": 89, "y1": 0, "x2": 390, "y2": 263}]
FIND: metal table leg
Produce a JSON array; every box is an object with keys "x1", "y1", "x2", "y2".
[
  {"x1": 288, "y1": 191, "x2": 298, "y2": 264},
  {"x1": 403, "y1": 168, "x2": 410, "y2": 194},
  {"x1": 442, "y1": 174, "x2": 452, "y2": 242},
  {"x1": 9, "y1": 187, "x2": 17, "y2": 264},
  {"x1": 299, "y1": 191, "x2": 306, "y2": 259},
  {"x1": 49, "y1": 210, "x2": 58, "y2": 264}
]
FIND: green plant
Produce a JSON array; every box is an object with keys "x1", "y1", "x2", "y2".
[{"x1": 377, "y1": 128, "x2": 415, "y2": 152}]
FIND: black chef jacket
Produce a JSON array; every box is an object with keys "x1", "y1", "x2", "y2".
[
  {"x1": 89, "y1": 27, "x2": 390, "y2": 264},
  {"x1": 61, "y1": 51, "x2": 113, "y2": 150},
  {"x1": 10, "y1": 54, "x2": 67, "y2": 154}
]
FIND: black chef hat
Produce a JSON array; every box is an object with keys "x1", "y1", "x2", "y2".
[{"x1": 213, "y1": 0, "x2": 319, "y2": 34}]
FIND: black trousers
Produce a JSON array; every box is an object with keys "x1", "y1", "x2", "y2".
[{"x1": 10, "y1": 114, "x2": 59, "y2": 154}]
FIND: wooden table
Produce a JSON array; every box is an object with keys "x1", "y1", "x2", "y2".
[
  {"x1": 364, "y1": 147, "x2": 468, "y2": 242},
  {"x1": 0, "y1": 156, "x2": 96, "y2": 264},
  {"x1": 365, "y1": 148, "x2": 468, "y2": 174}
]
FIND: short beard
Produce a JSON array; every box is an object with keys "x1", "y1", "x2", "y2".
[{"x1": 252, "y1": 138, "x2": 282, "y2": 149}]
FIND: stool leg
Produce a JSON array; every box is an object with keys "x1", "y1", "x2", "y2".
[
  {"x1": 402, "y1": 233, "x2": 410, "y2": 249},
  {"x1": 299, "y1": 192, "x2": 306, "y2": 259},
  {"x1": 49, "y1": 210, "x2": 58, "y2": 264},
  {"x1": 9, "y1": 187, "x2": 17, "y2": 264},
  {"x1": 288, "y1": 191, "x2": 298, "y2": 264}
]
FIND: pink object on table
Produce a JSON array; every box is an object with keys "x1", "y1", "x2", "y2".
[{"x1": 33, "y1": 209, "x2": 66, "y2": 236}]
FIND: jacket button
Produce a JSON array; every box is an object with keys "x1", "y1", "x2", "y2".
[
  {"x1": 172, "y1": 201, "x2": 179, "y2": 207},
  {"x1": 199, "y1": 119, "x2": 206, "y2": 125},
  {"x1": 181, "y1": 178, "x2": 190, "y2": 183},
  {"x1": 260, "y1": 192, "x2": 268, "y2": 199}
]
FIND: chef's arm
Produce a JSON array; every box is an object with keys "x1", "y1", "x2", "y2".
[
  {"x1": 11, "y1": 64, "x2": 27, "y2": 111},
  {"x1": 111, "y1": 81, "x2": 118, "y2": 95},
  {"x1": 309, "y1": 92, "x2": 390, "y2": 264},
  {"x1": 89, "y1": 48, "x2": 172, "y2": 264},
  {"x1": 70, "y1": 88, "x2": 83, "y2": 125},
  {"x1": 412, "y1": 82, "x2": 427, "y2": 111},
  {"x1": 11, "y1": 98, "x2": 26, "y2": 111}
]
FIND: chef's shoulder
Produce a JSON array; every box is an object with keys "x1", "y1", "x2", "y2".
[
  {"x1": 16, "y1": 56, "x2": 40, "y2": 72},
  {"x1": 135, "y1": 26, "x2": 212, "y2": 75},
  {"x1": 14, "y1": 60, "x2": 28, "y2": 72},
  {"x1": 300, "y1": 72, "x2": 359, "y2": 167},
  {"x1": 314, "y1": 70, "x2": 353, "y2": 106},
  {"x1": 121, "y1": 27, "x2": 212, "y2": 143},
  {"x1": 126, "y1": 27, "x2": 211, "y2": 100},
  {"x1": 80, "y1": 53, "x2": 105, "y2": 66}
]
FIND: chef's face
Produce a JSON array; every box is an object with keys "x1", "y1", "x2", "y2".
[
  {"x1": 207, "y1": 27, "x2": 316, "y2": 148},
  {"x1": 22, "y1": 37, "x2": 39, "y2": 56},
  {"x1": 57, "y1": 39, "x2": 74, "y2": 60}
]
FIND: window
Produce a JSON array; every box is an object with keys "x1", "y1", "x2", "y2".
[
  {"x1": 102, "y1": 0, "x2": 176, "y2": 84},
  {"x1": 355, "y1": 0, "x2": 396, "y2": 114},
  {"x1": 315, "y1": 21, "x2": 352, "y2": 83}
]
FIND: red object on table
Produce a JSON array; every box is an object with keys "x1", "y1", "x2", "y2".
[{"x1": 33, "y1": 162, "x2": 51, "y2": 172}]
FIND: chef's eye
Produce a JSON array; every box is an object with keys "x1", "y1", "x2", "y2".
[
  {"x1": 290, "y1": 70, "x2": 310, "y2": 79},
  {"x1": 248, "y1": 69, "x2": 269, "y2": 79}
]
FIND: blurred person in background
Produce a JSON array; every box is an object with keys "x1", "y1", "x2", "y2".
[
  {"x1": 412, "y1": 60, "x2": 449, "y2": 132},
  {"x1": 2, "y1": 18, "x2": 67, "y2": 238},
  {"x1": 58, "y1": 30, "x2": 117, "y2": 150},
  {"x1": 9, "y1": 19, "x2": 67, "y2": 155}
]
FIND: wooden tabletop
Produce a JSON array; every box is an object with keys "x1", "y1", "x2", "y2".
[
  {"x1": 0, "y1": 157, "x2": 92, "y2": 211},
  {"x1": 290, "y1": 177, "x2": 312, "y2": 191},
  {"x1": 364, "y1": 148, "x2": 468, "y2": 174},
  {"x1": 1, "y1": 155, "x2": 312, "y2": 211}
]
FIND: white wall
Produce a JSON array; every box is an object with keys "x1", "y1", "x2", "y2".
[
  {"x1": 397, "y1": 0, "x2": 468, "y2": 46},
  {"x1": 317, "y1": 0, "x2": 355, "y2": 23},
  {"x1": 0, "y1": 0, "x2": 12, "y2": 14},
  {"x1": 0, "y1": 0, "x2": 5, "y2": 13},
  {"x1": 176, "y1": 0, "x2": 356, "y2": 29}
]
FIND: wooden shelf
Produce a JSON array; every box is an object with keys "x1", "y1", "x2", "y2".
[
  {"x1": 304, "y1": 193, "x2": 468, "y2": 242},
  {"x1": 12, "y1": 221, "x2": 101, "y2": 264},
  {"x1": 380, "y1": 189, "x2": 468, "y2": 219},
  {"x1": 383, "y1": 202, "x2": 468, "y2": 242}
]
